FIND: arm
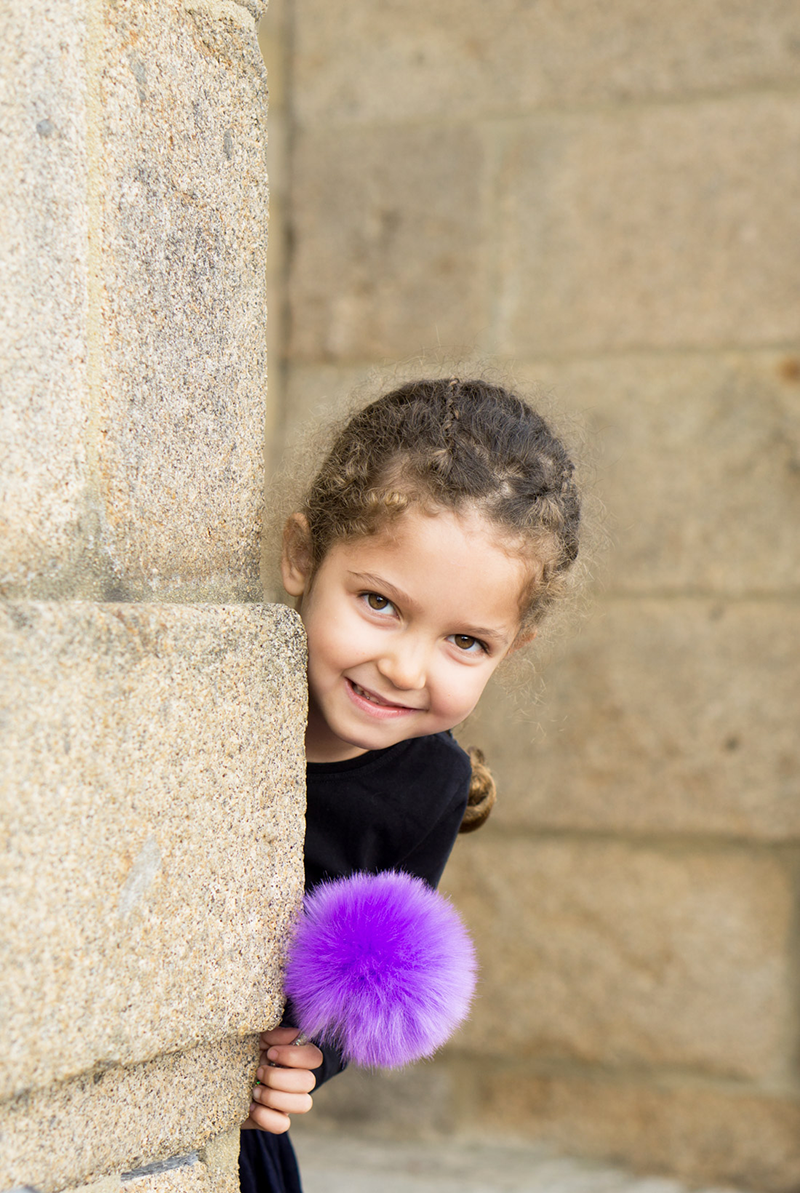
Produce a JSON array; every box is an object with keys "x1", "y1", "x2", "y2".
[
  {"x1": 398, "y1": 786, "x2": 468, "y2": 889},
  {"x1": 397, "y1": 736, "x2": 471, "y2": 889}
]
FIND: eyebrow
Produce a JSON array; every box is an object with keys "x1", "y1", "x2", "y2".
[
  {"x1": 349, "y1": 571, "x2": 417, "y2": 608},
  {"x1": 348, "y1": 571, "x2": 512, "y2": 646}
]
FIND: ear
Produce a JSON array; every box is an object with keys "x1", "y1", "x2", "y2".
[{"x1": 281, "y1": 513, "x2": 313, "y2": 598}]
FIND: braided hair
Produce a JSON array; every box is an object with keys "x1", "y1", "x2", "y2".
[{"x1": 297, "y1": 378, "x2": 581, "y2": 831}]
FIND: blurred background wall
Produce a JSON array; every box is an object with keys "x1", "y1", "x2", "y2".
[{"x1": 261, "y1": 3, "x2": 800, "y2": 1189}]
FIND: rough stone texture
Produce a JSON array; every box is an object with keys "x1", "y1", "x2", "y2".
[
  {"x1": 512, "y1": 351, "x2": 800, "y2": 595},
  {"x1": 497, "y1": 95, "x2": 800, "y2": 355},
  {"x1": 442, "y1": 837, "x2": 794, "y2": 1081},
  {"x1": 0, "y1": 1038, "x2": 258, "y2": 1193},
  {"x1": 70, "y1": 1179, "x2": 122, "y2": 1193},
  {"x1": 0, "y1": 601, "x2": 306, "y2": 1102},
  {"x1": 95, "y1": 0, "x2": 269, "y2": 600},
  {"x1": 288, "y1": 124, "x2": 489, "y2": 363},
  {"x1": 258, "y1": 0, "x2": 290, "y2": 482},
  {"x1": 0, "y1": 0, "x2": 92, "y2": 595},
  {"x1": 123, "y1": 1158, "x2": 212, "y2": 1193},
  {"x1": 0, "y1": 0, "x2": 270, "y2": 602},
  {"x1": 458, "y1": 600, "x2": 800, "y2": 840},
  {"x1": 3, "y1": 2, "x2": 301, "y2": 1190},
  {"x1": 198, "y1": 1128, "x2": 242, "y2": 1193},
  {"x1": 472, "y1": 1067, "x2": 800, "y2": 1193},
  {"x1": 291, "y1": 0, "x2": 800, "y2": 124},
  {"x1": 63, "y1": 1152, "x2": 236, "y2": 1193}
]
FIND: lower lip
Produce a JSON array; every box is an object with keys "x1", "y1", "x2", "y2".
[{"x1": 345, "y1": 679, "x2": 418, "y2": 720}]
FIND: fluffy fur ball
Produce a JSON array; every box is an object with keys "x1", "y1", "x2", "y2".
[{"x1": 284, "y1": 870, "x2": 477, "y2": 1068}]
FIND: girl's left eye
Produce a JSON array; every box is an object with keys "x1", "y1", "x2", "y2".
[
  {"x1": 364, "y1": 592, "x2": 394, "y2": 613},
  {"x1": 450, "y1": 634, "x2": 486, "y2": 654}
]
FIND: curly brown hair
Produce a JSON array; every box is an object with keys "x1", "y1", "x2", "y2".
[{"x1": 300, "y1": 377, "x2": 581, "y2": 633}]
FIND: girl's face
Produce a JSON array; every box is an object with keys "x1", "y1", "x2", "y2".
[{"x1": 282, "y1": 507, "x2": 530, "y2": 763}]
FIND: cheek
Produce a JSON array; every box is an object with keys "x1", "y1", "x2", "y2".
[
  {"x1": 305, "y1": 608, "x2": 371, "y2": 672},
  {"x1": 435, "y1": 667, "x2": 489, "y2": 718}
]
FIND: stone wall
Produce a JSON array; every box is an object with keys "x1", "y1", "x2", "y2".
[
  {"x1": 1, "y1": 3, "x2": 307, "y2": 1192},
  {"x1": 267, "y1": 2, "x2": 800, "y2": 1189}
]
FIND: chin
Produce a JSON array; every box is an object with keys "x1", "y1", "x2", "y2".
[{"x1": 341, "y1": 722, "x2": 419, "y2": 753}]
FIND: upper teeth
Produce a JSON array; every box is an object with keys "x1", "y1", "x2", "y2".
[{"x1": 355, "y1": 683, "x2": 383, "y2": 705}]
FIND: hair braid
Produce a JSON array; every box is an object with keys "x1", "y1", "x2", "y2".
[{"x1": 459, "y1": 747, "x2": 497, "y2": 833}]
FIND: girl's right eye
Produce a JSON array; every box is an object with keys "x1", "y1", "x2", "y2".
[{"x1": 363, "y1": 592, "x2": 394, "y2": 613}]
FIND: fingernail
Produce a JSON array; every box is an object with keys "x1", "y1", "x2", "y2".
[
  {"x1": 256, "y1": 1068, "x2": 265, "y2": 1080},
  {"x1": 267, "y1": 1048, "x2": 279, "y2": 1061}
]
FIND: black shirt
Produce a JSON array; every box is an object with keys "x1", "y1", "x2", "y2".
[
  {"x1": 301, "y1": 730, "x2": 471, "y2": 1087},
  {"x1": 304, "y1": 730, "x2": 472, "y2": 893},
  {"x1": 240, "y1": 732, "x2": 470, "y2": 1193}
]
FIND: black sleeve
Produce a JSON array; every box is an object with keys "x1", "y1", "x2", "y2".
[
  {"x1": 312, "y1": 1040, "x2": 348, "y2": 1088},
  {"x1": 397, "y1": 787, "x2": 468, "y2": 889}
]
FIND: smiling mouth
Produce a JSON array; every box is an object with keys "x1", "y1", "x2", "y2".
[{"x1": 347, "y1": 679, "x2": 420, "y2": 713}]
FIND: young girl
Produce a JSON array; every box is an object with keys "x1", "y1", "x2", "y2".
[{"x1": 239, "y1": 377, "x2": 581, "y2": 1193}]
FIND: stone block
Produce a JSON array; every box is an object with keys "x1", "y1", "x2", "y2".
[
  {"x1": 70, "y1": 1179, "x2": 122, "y2": 1193},
  {"x1": 442, "y1": 837, "x2": 794, "y2": 1081},
  {"x1": 123, "y1": 1159, "x2": 211, "y2": 1193},
  {"x1": 0, "y1": 0, "x2": 269, "y2": 602},
  {"x1": 0, "y1": 602, "x2": 306, "y2": 1101},
  {"x1": 0, "y1": 0, "x2": 92, "y2": 596},
  {"x1": 0, "y1": 1039, "x2": 257, "y2": 1193},
  {"x1": 291, "y1": 0, "x2": 800, "y2": 125},
  {"x1": 497, "y1": 96, "x2": 800, "y2": 355},
  {"x1": 288, "y1": 125, "x2": 489, "y2": 363},
  {"x1": 511, "y1": 350, "x2": 800, "y2": 595},
  {"x1": 458, "y1": 600, "x2": 800, "y2": 840},
  {"x1": 64, "y1": 1150, "x2": 235, "y2": 1193},
  {"x1": 198, "y1": 1128, "x2": 242, "y2": 1193},
  {"x1": 471, "y1": 1064, "x2": 800, "y2": 1193},
  {"x1": 94, "y1": 0, "x2": 269, "y2": 600}
]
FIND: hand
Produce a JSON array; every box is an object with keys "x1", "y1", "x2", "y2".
[{"x1": 241, "y1": 1026, "x2": 323, "y2": 1134}]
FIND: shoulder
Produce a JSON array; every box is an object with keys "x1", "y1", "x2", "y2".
[
  {"x1": 392, "y1": 735, "x2": 471, "y2": 887},
  {"x1": 394, "y1": 732, "x2": 471, "y2": 789},
  {"x1": 412, "y1": 731, "x2": 471, "y2": 778}
]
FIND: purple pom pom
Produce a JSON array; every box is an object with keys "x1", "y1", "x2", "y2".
[{"x1": 284, "y1": 871, "x2": 477, "y2": 1068}]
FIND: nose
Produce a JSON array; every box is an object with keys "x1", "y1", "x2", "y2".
[{"x1": 377, "y1": 638, "x2": 428, "y2": 692}]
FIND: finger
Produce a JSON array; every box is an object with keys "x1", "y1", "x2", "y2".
[
  {"x1": 259, "y1": 1026, "x2": 302, "y2": 1049},
  {"x1": 256, "y1": 1064, "x2": 316, "y2": 1094},
  {"x1": 252, "y1": 1084, "x2": 314, "y2": 1116},
  {"x1": 265, "y1": 1042, "x2": 323, "y2": 1071},
  {"x1": 242, "y1": 1102, "x2": 292, "y2": 1134}
]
